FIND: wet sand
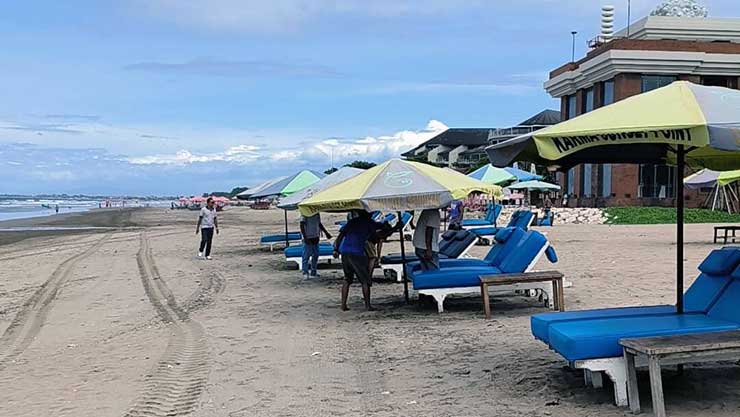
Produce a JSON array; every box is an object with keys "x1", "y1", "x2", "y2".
[{"x1": 0, "y1": 207, "x2": 738, "y2": 416}]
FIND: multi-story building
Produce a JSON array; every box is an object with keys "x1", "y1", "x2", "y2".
[
  {"x1": 546, "y1": 15, "x2": 740, "y2": 207},
  {"x1": 403, "y1": 109, "x2": 559, "y2": 169}
]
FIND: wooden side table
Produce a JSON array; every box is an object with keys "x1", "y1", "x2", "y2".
[
  {"x1": 479, "y1": 271, "x2": 565, "y2": 319},
  {"x1": 621, "y1": 330, "x2": 740, "y2": 417}
]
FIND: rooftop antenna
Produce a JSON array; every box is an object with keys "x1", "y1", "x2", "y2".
[
  {"x1": 627, "y1": 0, "x2": 632, "y2": 37},
  {"x1": 571, "y1": 31, "x2": 578, "y2": 62}
]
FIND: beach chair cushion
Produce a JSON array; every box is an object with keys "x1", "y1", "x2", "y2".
[
  {"x1": 422, "y1": 227, "x2": 525, "y2": 270},
  {"x1": 461, "y1": 204, "x2": 501, "y2": 227},
  {"x1": 411, "y1": 229, "x2": 550, "y2": 290},
  {"x1": 497, "y1": 231, "x2": 547, "y2": 273},
  {"x1": 699, "y1": 248, "x2": 740, "y2": 275},
  {"x1": 284, "y1": 242, "x2": 334, "y2": 258},
  {"x1": 531, "y1": 305, "x2": 677, "y2": 343},
  {"x1": 548, "y1": 314, "x2": 740, "y2": 361},
  {"x1": 531, "y1": 248, "x2": 740, "y2": 343},
  {"x1": 412, "y1": 266, "x2": 504, "y2": 290},
  {"x1": 461, "y1": 219, "x2": 494, "y2": 226},
  {"x1": 261, "y1": 232, "x2": 302, "y2": 244},
  {"x1": 381, "y1": 230, "x2": 473, "y2": 265},
  {"x1": 468, "y1": 211, "x2": 533, "y2": 236}
]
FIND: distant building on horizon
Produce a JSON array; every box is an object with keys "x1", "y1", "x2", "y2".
[
  {"x1": 402, "y1": 109, "x2": 560, "y2": 170},
  {"x1": 546, "y1": 15, "x2": 740, "y2": 207}
]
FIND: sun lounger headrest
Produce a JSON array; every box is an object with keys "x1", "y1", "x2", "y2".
[
  {"x1": 452, "y1": 230, "x2": 470, "y2": 241},
  {"x1": 698, "y1": 248, "x2": 740, "y2": 276},
  {"x1": 441, "y1": 230, "x2": 457, "y2": 240},
  {"x1": 494, "y1": 227, "x2": 515, "y2": 243}
]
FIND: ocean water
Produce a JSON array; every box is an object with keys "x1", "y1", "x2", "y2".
[{"x1": 0, "y1": 198, "x2": 172, "y2": 222}]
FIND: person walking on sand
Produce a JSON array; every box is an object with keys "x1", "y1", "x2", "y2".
[
  {"x1": 196, "y1": 197, "x2": 219, "y2": 260},
  {"x1": 300, "y1": 213, "x2": 332, "y2": 279},
  {"x1": 412, "y1": 208, "x2": 441, "y2": 271},
  {"x1": 333, "y1": 210, "x2": 397, "y2": 311}
]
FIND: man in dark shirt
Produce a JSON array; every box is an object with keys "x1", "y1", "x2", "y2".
[{"x1": 333, "y1": 210, "x2": 398, "y2": 311}]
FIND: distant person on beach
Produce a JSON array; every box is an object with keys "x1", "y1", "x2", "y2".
[
  {"x1": 300, "y1": 213, "x2": 332, "y2": 279},
  {"x1": 196, "y1": 197, "x2": 219, "y2": 260},
  {"x1": 55, "y1": 204, "x2": 59, "y2": 214},
  {"x1": 412, "y1": 209, "x2": 441, "y2": 271},
  {"x1": 448, "y1": 200, "x2": 464, "y2": 230},
  {"x1": 333, "y1": 210, "x2": 397, "y2": 311}
]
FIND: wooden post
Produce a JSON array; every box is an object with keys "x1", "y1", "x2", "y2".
[
  {"x1": 648, "y1": 357, "x2": 666, "y2": 417},
  {"x1": 624, "y1": 349, "x2": 641, "y2": 414}
]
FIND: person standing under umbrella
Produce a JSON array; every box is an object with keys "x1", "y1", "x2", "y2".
[
  {"x1": 333, "y1": 210, "x2": 397, "y2": 311},
  {"x1": 412, "y1": 209, "x2": 441, "y2": 271},
  {"x1": 300, "y1": 213, "x2": 331, "y2": 279},
  {"x1": 196, "y1": 197, "x2": 219, "y2": 260}
]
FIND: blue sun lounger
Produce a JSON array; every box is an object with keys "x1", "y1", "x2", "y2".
[
  {"x1": 284, "y1": 242, "x2": 337, "y2": 271},
  {"x1": 470, "y1": 210, "x2": 535, "y2": 244},
  {"x1": 407, "y1": 228, "x2": 558, "y2": 313},
  {"x1": 530, "y1": 247, "x2": 740, "y2": 406},
  {"x1": 380, "y1": 229, "x2": 478, "y2": 282},
  {"x1": 260, "y1": 232, "x2": 302, "y2": 251},
  {"x1": 460, "y1": 203, "x2": 502, "y2": 229}
]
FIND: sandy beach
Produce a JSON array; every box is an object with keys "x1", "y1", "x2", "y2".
[{"x1": 0, "y1": 207, "x2": 738, "y2": 417}]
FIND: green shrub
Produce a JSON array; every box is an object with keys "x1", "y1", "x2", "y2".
[{"x1": 604, "y1": 207, "x2": 740, "y2": 225}]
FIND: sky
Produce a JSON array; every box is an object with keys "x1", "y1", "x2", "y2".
[{"x1": 0, "y1": 0, "x2": 736, "y2": 196}]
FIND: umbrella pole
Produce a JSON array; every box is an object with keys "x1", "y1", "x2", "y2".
[
  {"x1": 284, "y1": 209, "x2": 289, "y2": 248},
  {"x1": 676, "y1": 145, "x2": 685, "y2": 314},
  {"x1": 398, "y1": 211, "x2": 409, "y2": 303}
]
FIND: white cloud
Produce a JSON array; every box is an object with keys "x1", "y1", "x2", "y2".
[
  {"x1": 128, "y1": 145, "x2": 261, "y2": 165},
  {"x1": 125, "y1": 119, "x2": 447, "y2": 168}
]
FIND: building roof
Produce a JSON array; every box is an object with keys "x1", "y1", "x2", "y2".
[
  {"x1": 547, "y1": 16, "x2": 740, "y2": 97},
  {"x1": 401, "y1": 128, "x2": 493, "y2": 157},
  {"x1": 518, "y1": 109, "x2": 561, "y2": 126},
  {"x1": 616, "y1": 16, "x2": 740, "y2": 43},
  {"x1": 402, "y1": 109, "x2": 561, "y2": 158}
]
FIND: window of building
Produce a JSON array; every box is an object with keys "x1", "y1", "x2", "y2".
[
  {"x1": 638, "y1": 164, "x2": 675, "y2": 199},
  {"x1": 583, "y1": 88, "x2": 594, "y2": 114},
  {"x1": 582, "y1": 164, "x2": 593, "y2": 197},
  {"x1": 702, "y1": 76, "x2": 738, "y2": 89},
  {"x1": 567, "y1": 95, "x2": 577, "y2": 119},
  {"x1": 602, "y1": 80, "x2": 615, "y2": 106},
  {"x1": 641, "y1": 75, "x2": 677, "y2": 93},
  {"x1": 597, "y1": 164, "x2": 612, "y2": 197},
  {"x1": 567, "y1": 168, "x2": 575, "y2": 195}
]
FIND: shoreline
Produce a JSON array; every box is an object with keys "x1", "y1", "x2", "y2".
[{"x1": 0, "y1": 208, "x2": 147, "y2": 246}]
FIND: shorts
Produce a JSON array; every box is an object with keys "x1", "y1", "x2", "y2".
[
  {"x1": 342, "y1": 253, "x2": 372, "y2": 287},
  {"x1": 364, "y1": 241, "x2": 378, "y2": 258}
]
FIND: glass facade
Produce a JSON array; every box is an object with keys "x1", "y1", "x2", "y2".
[
  {"x1": 583, "y1": 88, "x2": 594, "y2": 113},
  {"x1": 641, "y1": 75, "x2": 677, "y2": 93},
  {"x1": 639, "y1": 164, "x2": 675, "y2": 198},
  {"x1": 567, "y1": 95, "x2": 577, "y2": 119},
  {"x1": 602, "y1": 80, "x2": 615, "y2": 105}
]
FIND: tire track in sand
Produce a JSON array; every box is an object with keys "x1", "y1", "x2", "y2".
[
  {"x1": 0, "y1": 234, "x2": 109, "y2": 369},
  {"x1": 125, "y1": 232, "x2": 219, "y2": 417}
]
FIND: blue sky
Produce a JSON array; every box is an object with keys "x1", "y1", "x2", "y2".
[{"x1": 0, "y1": 0, "x2": 736, "y2": 195}]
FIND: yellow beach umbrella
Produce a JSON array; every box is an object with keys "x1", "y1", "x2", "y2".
[
  {"x1": 487, "y1": 81, "x2": 740, "y2": 314},
  {"x1": 299, "y1": 159, "x2": 501, "y2": 302},
  {"x1": 299, "y1": 159, "x2": 501, "y2": 216}
]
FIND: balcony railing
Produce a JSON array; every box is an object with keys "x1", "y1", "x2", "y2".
[{"x1": 488, "y1": 125, "x2": 550, "y2": 142}]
